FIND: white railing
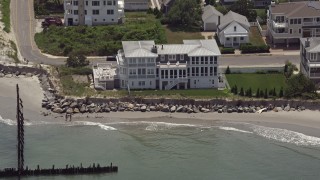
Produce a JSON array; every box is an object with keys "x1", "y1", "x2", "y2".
[{"x1": 303, "y1": 22, "x2": 320, "y2": 26}]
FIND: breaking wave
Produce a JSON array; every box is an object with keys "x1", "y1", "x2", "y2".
[
  {"x1": 0, "y1": 115, "x2": 15, "y2": 126},
  {"x1": 251, "y1": 125, "x2": 320, "y2": 147},
  {"x1": 72, "y1": 121, "x2": 117, "y2": 131},
  {"x1": 218, "y1": 126, "x2": 253, "y2": 134}
]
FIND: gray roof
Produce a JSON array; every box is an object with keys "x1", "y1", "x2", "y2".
[
  {"x1": 218, "y1": 11, "x2": 250, "y2": 31},
  {"x1": 270, "y1": 1, "x2": 320, "y2": 18},
  {"x1": 124, "y1": 0, "x2": 148, "y2": 3},
  {"x1": 157, "y1": 39, "x2": 221, "y2": 56},
  {"x1": 122, "y1": 41, "x2": 158, "y2": 58},
  {"x1": 301, "y1": 38, "x2": 320, "y2": 53},
  {"x1": 202, "y1": 5, "x2": 223, "y2": 22}
]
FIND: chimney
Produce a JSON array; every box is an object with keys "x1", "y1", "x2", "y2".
[
  {"x1": 305, "y1": 38, "x2": 310, "y2": 48},
  {"x1": 161, "y1": 44, "x2": 164, "y2": 50},
  {"x1": 271, "y1": 0, "x2": 275, "y2": 6},
  {"x1": 218, "y1": 16, "x2": 220, "y2": 26},
  {"x1": 151, "y1": 45, "x2": 158, "y2": 53}
]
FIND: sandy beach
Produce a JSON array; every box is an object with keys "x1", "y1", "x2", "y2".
[{"x1": 1, "y1": 77, "x2": 320, "y2": 137}]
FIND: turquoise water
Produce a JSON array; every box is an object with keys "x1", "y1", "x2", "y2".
[{"x1": 1, "y1": 117, "x2": 320, "y2": 180}]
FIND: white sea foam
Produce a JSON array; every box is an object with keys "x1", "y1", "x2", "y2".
[
  {"x1": 218, "y1": 126, "x2": 253, "y2": 134},
  {"x1": 0, "y1": 115, "x2": 16, "y2": 125},
  {"x1": 251, "y1": 125, "x2": 320, "y2": 147},
  {"x1": 72, "y1": 121, "x2": 117, "y2": 131}
]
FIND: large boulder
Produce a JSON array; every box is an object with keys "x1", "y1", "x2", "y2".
[
  {"x1": 73, "y1": 108, "x2": 80, "y2": 113},
  {"x1": 61, "y1": 101, "x2": 71, "y2": 108},
  {"x1": 284, "y1": 104, "x2": 290, "y2": 112},
  {"x1": 170, "y1": 106, "x2": 176, "y2": 113},
  {"x1": 66, "y1": 108, "x2": 73, "y2": 114},
  {"x1": 52, "y1": 108, "x2": 63, "y2": 113},
  {"x1": 140, "y1": 105, "x2": 147, "y2": 112},
  {"x1": 70, "y1": 102, "x2": 78, "y2": 108},
  {"x1": 149, "y1": 106, "x2": 156, "y2": 111},
  {"x1": 80, "y1": 106, "x2": 87, "y2": 113}
]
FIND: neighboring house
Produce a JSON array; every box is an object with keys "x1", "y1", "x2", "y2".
[
  {"x1": 115, "y1": 39, "x2": 224, "y2": 90},
  {"x1": 93, "y1": 63, "x2": 118, "y2": 90},
  {"x1": 217, "y1": 11, "x2": 250, "y2": 47},
  {"x1": 202, "y1": 5, "x2": 223, "y2": 31},
  {"x1": 267, "y1": 1, "x2": 320, "y2": 47},
  {"x1": 300, "y1": 37, "x2": 320, "y2": 84},
  {"x1": 124, "y1": 0, "x2": 149, "y2": 10},
  {"x1": 64, "y1": 0, "x2": 125, "y2": 26}
]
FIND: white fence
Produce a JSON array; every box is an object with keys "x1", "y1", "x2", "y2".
[{"x1": 249, "y1": 20, "x2": 267, "y2": 37}]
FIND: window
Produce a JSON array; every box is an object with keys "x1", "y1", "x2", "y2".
[
  {"x1": 310, "y1": 53, "x2": 317, "y2": 60},
  {"x1": 138, "y1": 68, "x2": 146, "y2": 75},
  {"x1": 299, "y1": 29, "x2": 301, "y2": 34},
  {"x1": 85, "y1": 1, "x2": 88, "y2": 5},
  {"x1": 298, "y1": 19, "x2": 301, "y2": 24},
  {"x1": 73, "y1": 0, "x2": 78, "y2": 6},
  {"x1": 74, "y1": 10, "x2": 78, "y2": 15},
  {"x1": 85, "y1": 10, "x2": 87, "y2": 15},
  {"x1": 234, "y1": 26, "x2": 237, "y2": 31},
  {"x1": 92, "y1": 10, "x2": 99, "y2": 15},
  {"x1": 138, "y1": 58, "x2": 144, "y2": 63},
  {"x1": 132, "y1": 81, "x2": 134, "y2": 86},
  {"x1": 290, "y1": 19, "x2": 293, "y2": 24},
  {"x1": 107, "y1": 0, "x2": 112, "y2": 5},
  {"x1": 107, "y1": 9, "x2": 114, "y2": 15},
  {"x1": 92, "y1": 1, "x2": 100, "y2": 6},
  {"x1": 180, "y1": 54, "x2": 184, "y2": 60},
  {"x1": 139, "y1": 81, "x2": 145, "y2": 86},
  {"x1": 214, "y1": 57, "x2": 217, "y2": 64},
  {"x1": 113, "y1": 0, "x2": 116, "y2": 5},
  {"x1": 226, "y1": 38, "x2": 230, "y2": 41},
  {"x1": 168, "y1": 54, "x2": 176, "y2": 61},
  {"x1": 214, "y1": 67, "x2": 217, "y2": 76},
  {"x1": 103, "y1": 1, "x2": 106, "y2": 5},
  {"x1": 161, "y1": 55, "x2": 165, "y2": 61},
  {"x1": 147, "y1": 69, "x2": 154, "y2": 75},
  {"x1": 233, "y1": 37, "x2": 237, "y2": 41},
  {"x1": 289, "y1": 29, "x2": 292, "y2": 34},
  {"x1": 129, "y1": 69, "x2": 137, "y2": 75}
]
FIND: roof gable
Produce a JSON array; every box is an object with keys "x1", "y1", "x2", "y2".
[
  {"x1": 218, "y1": 11, "x2": 250, "y2": 31},
  {"x1": 202, "y1": 5, "x2": 223, "y2": 22}
]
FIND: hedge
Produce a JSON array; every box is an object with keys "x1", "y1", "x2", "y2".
[
  {"x1": 221, "y1": 47, "x2": 235, "y2": 54},
  {"x1": 240, "y1": 44, "x2": 270, "y2": 54}
]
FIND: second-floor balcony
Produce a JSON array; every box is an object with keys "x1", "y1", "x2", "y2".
[
  {"x1": 302, "y1": 21, "x2": 320, "y2": 27},
  {"x1": 272, "y1": 21, "x2": 288, "y2": 28}
]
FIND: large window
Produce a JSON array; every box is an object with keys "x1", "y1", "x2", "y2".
[
  {"x1": 107, "y1": 9, "x2": 114, "y2": 15},
  {"x1": 92, "y1": 10, "x2": 99, "y2": 15},
  {"x1": 74, "y1": 10, "x2": 78, "y2": 15},
  {"x1": 107, "y1": 0, "x2": 112, "y2": 5},
  {"x1": 310, "y1": 53, "x2": 317, "y2": 61},
  {"x1": 129, "y1": 69, "x2": 137, "y2": 75},
  {"x1": 147, "y1": 69, "x2": 154, "y2": 75},
  {"x1": 92, "y1": 1, "x2": 100, "y2": 6},
  {"x1": 138, "y1": 81, "x2": 145, "y2": 86},
  {"x1": 180, "y1": 54, "x2": 184, "y2": 60},
  {"x1": 168, "y1": 54, "x2": 176, "y2": 61},
  {"x1": 73, "y1": 0, "x2": 78, "y2": 6}
]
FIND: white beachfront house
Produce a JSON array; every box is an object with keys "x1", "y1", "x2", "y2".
[
  {"x1": 64, "y1": 0, "x2": 125, "y2": 26},
  {"x1": 115, "y1": 39, "x2": 224, "y2": 90},
  {"x1": 300, "y1": 37, "x2": 320, "y2": 85},
  {"x1": 217, "y1": 11, "x2": 250, "y2": 48}
]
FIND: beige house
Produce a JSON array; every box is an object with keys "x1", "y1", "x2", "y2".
[{"x1": 267, "y1": 1, "x2": 320, "y2": 47}]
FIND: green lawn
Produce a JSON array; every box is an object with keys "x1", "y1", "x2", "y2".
[
  {"x1": 130, "y1": 89, "x2": 230, "y2": 99},
  {"x1": 226, "y1": 73, "x2": 286, "y2": 93},
  {"x1": 164, "y1": 25, "x2": 204, "y2": 44},
  {"x1": 35, "y1": 12, "x2": 166, "y2": 56},
  {"x1": 0, "y1": 0, "x2": 10, "y2": 33},
  {"x1": 249, "y1": 27, "x2": 266, "y2": 46}
]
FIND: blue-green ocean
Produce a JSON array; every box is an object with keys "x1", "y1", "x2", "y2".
[{"x1": 1, "y1": 115, "x2": 320, "y2": 180}]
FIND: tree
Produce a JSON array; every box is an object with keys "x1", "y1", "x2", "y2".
[
  {"x1": 272, "y1": 87, "x2": 277, "y2": 97},
  {"x1": 247, "y1": 87, "x2": 252, "y2": 97},
  {"x1": 167, "y1": 0, "x2": 202, "y2": 28},
  {"x1": 256, "y1": 88, "x2": 260, "y2": 98},
  {"x1": 259, "y1": 89, "x2": 264, "y2": 98},
  {"x1": 279, "y1": 87, "x2": 284, "y2": 98},
  {"x1": 225, "y1": 66, "x2": 231, "y2": 74},
  {"x1": 234, "y1": 85, "x2": 238, "y2": 95},
  {"x1": 239, "y1": 87, "x2": 244, "y2": 96},
  {"x1": 205, "y1": 0, "x2": 216, "y2": 6},
  {"x1": 66, "y1": 53, "x2": 89, "y2": 68},
  {"x1": 215, "y1": 5, "x2": 228, "y2": 15},
  {"x1": 264, "y1": 88, "x2": 268, "y2": 99},
  {"x1": 284, "y1": 73, "x2": 316, "y2": 98},
  {"x1": 284, "y1": 61, "x2": 298, "y2": 79},
  {"x1": 229, "y1": 0, "x2": 257, "y2": 21}
]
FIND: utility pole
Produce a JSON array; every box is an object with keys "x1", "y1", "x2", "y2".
[{"x1": 16, "y1": 84, "x2": 24, "y2": 179}]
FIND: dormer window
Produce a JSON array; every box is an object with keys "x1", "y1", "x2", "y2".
[
  {"x1": 168, "y1": 54, "x2": 176, "y2": 61},
  {"x1": 180, "y1": 54, "x2": 184, "y2": 60},
  {"x1": 161, "y1": 55, "x2": 165, "y2": 61},
  {"x1": 234, "y1": 26, "x2": 236, "y2": 31}
]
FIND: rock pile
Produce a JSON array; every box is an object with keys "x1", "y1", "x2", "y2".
[{"x1": 42, "y1": 97, "x2": 306, "y2": 114}]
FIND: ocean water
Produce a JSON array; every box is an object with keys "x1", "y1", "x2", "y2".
[{"x1": 1, "y1": 115, "x2": 320, "y2": 180}]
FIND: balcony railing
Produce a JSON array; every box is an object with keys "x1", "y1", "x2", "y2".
[
  {"x1": 302, "y1": 22, "x2": 320, "y2": 26},
  {"x1": 272, "y1": 21, "x2": 288, "y2": 28},
  {"x1": 310, "y1": 73, "x2": 320, "y2": 77}
]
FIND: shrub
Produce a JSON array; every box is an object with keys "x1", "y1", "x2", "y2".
[
  {"x1": 264, "y1": 88, "x2": 268, "y2": 99},
  {"x1": 240, "y1": 44, "x2": 270, "y2": 54},
  {"x1": 221, "y1": 47, "x2": 235, "y2": 54},
  {"x1": 279, "y1": 87, "x2": 284, "y2": 98},
  {"x1": 66, "y1": 53, "x2": 89, "y2": 68},
  {"x1": 256, "y1": 88, "x2": 260, "y2": 98},
  {"x1": 239, "y1": 87, "x2": 244, "y2": 96},
  {"x1": 225, "y1": 66, "x2": 231, "y2": 74}
]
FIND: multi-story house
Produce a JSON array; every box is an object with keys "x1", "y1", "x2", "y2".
[
  {"x1": 64, "y1": 0, "x2": 124, "y2": 26},
  {"x1": 300, "y1": 37, "x2": 320, "y2": 84},
  {"x1": 116, "y1": 39, "x2": 223, "y2": 90},
  {"x1": 267, "y1": 1, "x2": 320, "y2": 47}
]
